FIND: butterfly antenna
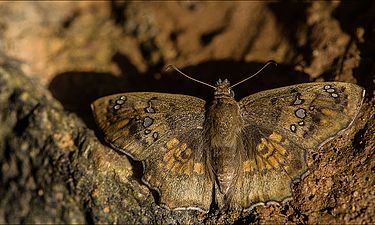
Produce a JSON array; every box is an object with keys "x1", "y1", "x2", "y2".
[
  {"x1": 230, "y1": 60, "x2": 277, "y2": 88},
  {"x1": 164, "y1": 64, "x2": 216, "y2": 89}
]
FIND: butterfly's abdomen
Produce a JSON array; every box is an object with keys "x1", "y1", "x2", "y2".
[{"x1": 207, "y1": 97, "x2": 243, "y2": 194}]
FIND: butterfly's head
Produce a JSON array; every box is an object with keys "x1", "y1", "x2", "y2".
[{"x1": 214, "y1": 79, "x2": 235, "y2": 98}]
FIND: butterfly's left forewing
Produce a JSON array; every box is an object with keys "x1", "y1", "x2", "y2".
[
  {"x1": 229, "y1": 82, "x2": 364, "y2": 210},
  {"x1": 91, "y1": 93, "x2": 213, "y2": 212}
]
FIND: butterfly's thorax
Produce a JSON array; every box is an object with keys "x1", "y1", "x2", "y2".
[
  {"x1": 208, "y1": 96, "x2": 243, "y2": 147},
  {"x1": 207, "y1": 80, "x2": 243, "y2": 194}
]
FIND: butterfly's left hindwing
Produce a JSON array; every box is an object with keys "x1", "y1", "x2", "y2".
[
  {"x1": 91, "y1": 92, "x2": 213, "y2": 212},
  {"x1": 228, "y1": 125, "x2": 307, "y2": 209}
]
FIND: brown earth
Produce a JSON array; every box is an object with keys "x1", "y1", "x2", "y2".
[{"x1": 0, "y1": 1, "x2": 374, "y2": 224}]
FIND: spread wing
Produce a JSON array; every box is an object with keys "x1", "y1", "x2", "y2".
[
  {"x1": 228, "y1": 82, "x2": 364, "y2": 210},
  {"x1": 91, "y1": 92, "x2": 213, "y2": 212}
]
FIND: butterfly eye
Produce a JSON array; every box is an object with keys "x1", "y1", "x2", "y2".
[{"x1": 230, "y1": 90, "x2": 235, "y2": 97}]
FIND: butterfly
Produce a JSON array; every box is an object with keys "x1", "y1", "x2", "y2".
[{"x1": 91, "y1": 63, "x2": 365, "y2": 212}]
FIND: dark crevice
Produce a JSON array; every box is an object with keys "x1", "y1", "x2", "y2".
[
  {"x1": 112, "y1": 52, "x2": 139, "y2": 78},
  {"x1": 83, "y1": 201, "x2": 95, "y2": 225},
  {"x1": 280, "y1": 204, "x2": 289, "y2": 215},
  {"x1": 334, "y1": 1, "x2": 375, "y2": 98},
  {"x1": 290, "y1": 205, "x2": 309, "y2": 225},
  {"x1": 139, "y1": 39, "x2": 161, "y2": 64},
  {"x1": 352, "y1": 124, "x2": 368, "y2": 155},
  {"x1": 233, "y1": 213, "x2": 257, "y2": 225},
  {"x1": 14, "y1": 103, "x2": 40, "y2": 136},
  {"x1": 170, "y1": 30, "x2": 179, "y2": 43},
  {"x1": 178, "y1": 1, "x2": 203, "y2": 11},
  {"x1": 125, "y1": 156, "x2": 144, "y2": 184},
  {"x1": 353, "y1": 58, "x2": 374, "y2": 100},
  {"x1": 110, "y1": 0, "x2": 127, "y2": 25},
  {"x1": 138, "y1": 39, "x2": 167, "y2": 78},
  {"x1": 320, "y1": 206, "x2": 335, "y2": 216},
  {"x1": 8, "y1": 88, "x2": 41, "y2": 135},
  {"x1": 126, "y1": 155, "x2": 160, "y2": 205},
  {"x1": 318, "y1": 69, "x2": 337, "y2": 82},
  {"x1": 267, "y1": 2, "x2": 310, "y2": 63},
  {"x1": 200, "y1": 27, "x2": 225, "y2": 46},
  {"x1": 333, "y1": 1, "x2": 374, "y2": 35},
  {"x1": 62, "y1": 11, "x2": 80, "y2": 29}
]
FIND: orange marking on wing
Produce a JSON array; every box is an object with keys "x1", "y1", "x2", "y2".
[
  {"x1": 319, "y1": 118, "x2": 329, "y2": 125},
  {"x1": 116, "y1": 119, "x2": 130, "y2": 129},
  {"x1": 166, "y1": 157, "x2": 175, "y2": 171},
  {"x1": 273, "y1": 142, "x2": 287, "y2": 155},
  {"x1": 258, "y1": 138, "x2": 274, "y2": 158},
  {"x1": 265, "y1": 159, "x2": 273, "y2": 170},
  {"x1": 243, "y1": 160, "x2": 256, "y2": 172},
  {"x1": 274, "y1": 151, "x2": 286, "y2": 165},
  {"x1": 180, "y1": 143, "x2": 187, "y2": 150},
  {"x1": 268, "y1": 155, "x2": 280, "y2": 168},
  {"x1": 184, "y1": 160, "x2": 194, "y2": 175},
  {"x1": 193, "y1": 163, "x2": 204, "y2": 175},
  {"x1": 256, "y1": 141, "x2": 265, "y2": 152},
  {"x1": 321, "y1": 108, "x2": 338, "y2": 117},
  {"x1": 256, "y1": 155, "x2": 265, "y2": 171},
  {"x1": 178, "y1": 148, "x2": 192, "y2": 162},
  {"x1": 170, "y1": 161, "x2": 182, "y2": 174},
  {"x1": 163, "y1": 149, "x2": 174, "y2": 162},
  {"x1": 166, "y1": 138, "x2": 179, "y2": 149},
  {"x1": 178, "y1": 160, "x2": 194, "y2": 175},
  {"x1": 269, "y1": 132, "x2": 283, "y2": 142}
]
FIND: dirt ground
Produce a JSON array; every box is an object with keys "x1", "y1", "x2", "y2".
[{"x1": 0, "y1": 1, "x2": 374, "y2": 224}]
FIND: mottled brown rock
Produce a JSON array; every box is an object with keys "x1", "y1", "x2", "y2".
[{"x1": 0, "y1": 62, "x2": 208, "y2": 224}]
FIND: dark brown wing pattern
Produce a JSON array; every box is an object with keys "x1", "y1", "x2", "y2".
[
  {"x1": 229, "y1": 82, "x2": 364, "y2": 209},
  {"x1": 92, "y1": 92, "x2": 213, "y2": 211}
]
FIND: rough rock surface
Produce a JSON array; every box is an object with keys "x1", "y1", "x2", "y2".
[{"x1": 0, "y1": 1, "x2": 374, "y2": 224}]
